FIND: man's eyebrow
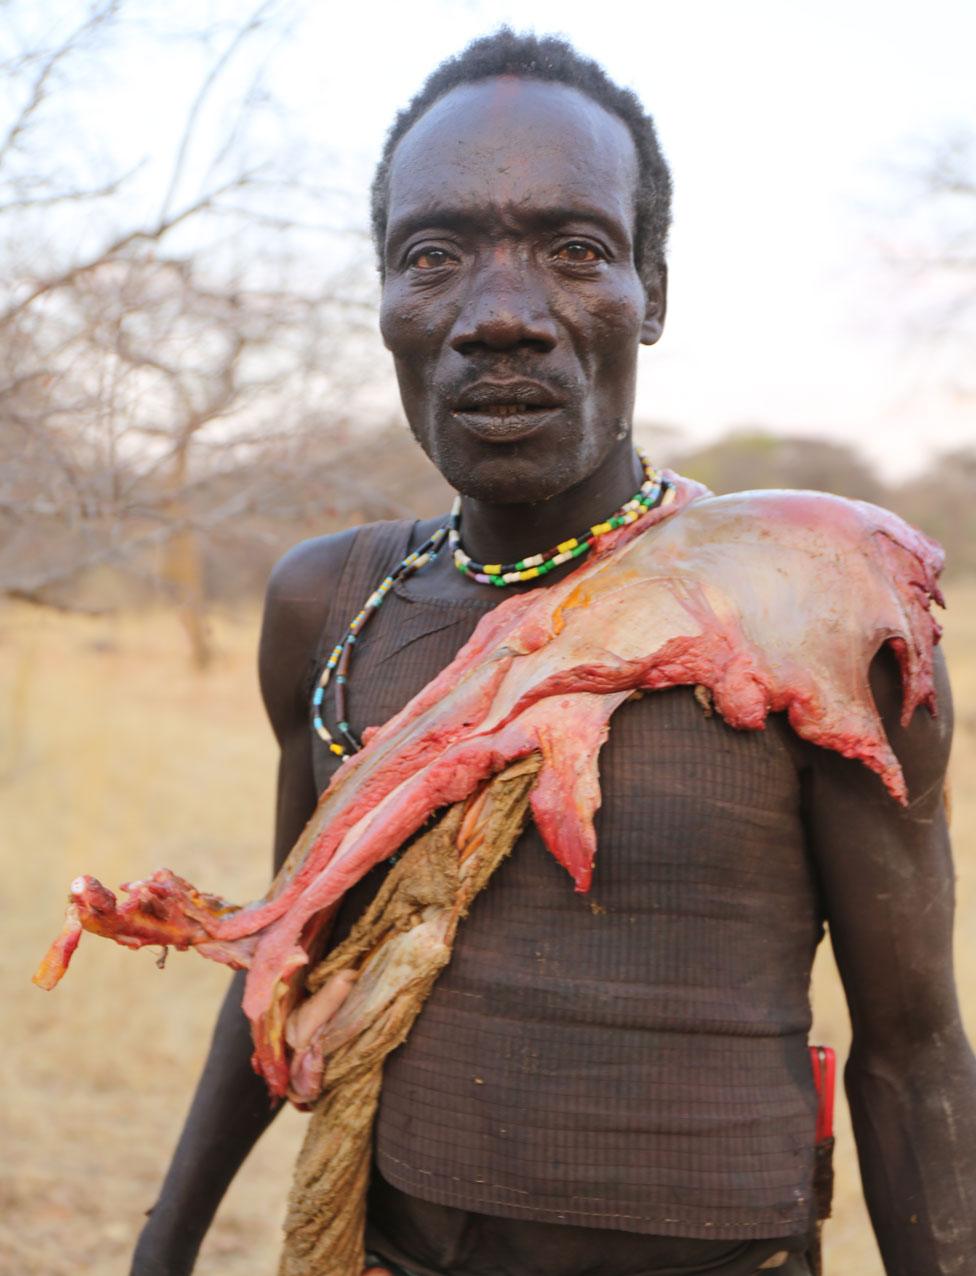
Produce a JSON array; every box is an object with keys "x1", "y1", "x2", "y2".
[
  {"x1": 521, "y1": 205, "x2": 631, "y2": 237},
  {"x1": 385, "y1": 208, "x2": 480, "y2": 249},
  {"x1": 385, "y1": 203, "x2": 631, "y2": 251}
]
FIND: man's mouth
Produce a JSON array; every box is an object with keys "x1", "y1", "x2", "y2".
[
  {"x1": 451, "y1": 380, "x2": 567, "y2": 439},
  {"x1": 476, "y1": 403, "x2": 546, "y2": 417},
  {"x1": 454, "y1": 379, "x2": 566, "y2": 411}
]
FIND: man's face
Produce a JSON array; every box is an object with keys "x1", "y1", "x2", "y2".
[{"x1": 379, "y1": 77, "x2": 665, "y2": 505}]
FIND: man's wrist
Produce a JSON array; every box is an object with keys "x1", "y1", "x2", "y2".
[{"x1": 130, "y1": 1203, "x2": 205, "y2": 1276}]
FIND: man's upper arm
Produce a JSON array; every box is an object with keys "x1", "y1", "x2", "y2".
[
  {"x1": 804, "y1": 643, "x2": 961, "y2": 1058},
  {"x1": 258, "y1": 530, "x2": 357, "y2": 872}
]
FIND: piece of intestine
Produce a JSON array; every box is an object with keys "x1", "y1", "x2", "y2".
[{"x1": 34, "y1": 478, "x2": 944, "y2": 1097}]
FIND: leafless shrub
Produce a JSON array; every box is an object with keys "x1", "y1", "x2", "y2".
[{"x1": 0, "y1": 1, "x2": 391, "y2": 661}]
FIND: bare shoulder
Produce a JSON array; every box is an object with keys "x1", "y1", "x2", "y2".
[
  {"x1": 264, "y1": 528, "x2": 359, "y2": 613},
  {"x1": 869, "y1": 639, "x2": 954, "y2": 802},
  {"x1": 258, "y1": 529, "x2": 359, "y2": 744},
  {"x1": 801, "y1": 639, "x2": 953, "y2": 863},
  {"x1": 799, "y1": 640, "x2": 952, "y2": 813}
]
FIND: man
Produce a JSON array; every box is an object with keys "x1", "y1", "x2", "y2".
[{"x1": 132, "y1": 30, "x2": 975, "y2": 1276}]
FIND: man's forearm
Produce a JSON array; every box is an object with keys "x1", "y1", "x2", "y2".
[
  {"x1": 131, "y1": 969, "x2": 281, "y2": 1275},
  {"x1": 847, "y1": 1030, "x2": 976, "y2": 1276}
]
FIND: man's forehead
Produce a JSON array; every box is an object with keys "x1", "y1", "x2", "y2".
[{"x1": 385, "y1": 78, "x2": 639, "y2": 238}]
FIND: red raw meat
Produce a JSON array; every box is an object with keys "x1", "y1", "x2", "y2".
[{"x1": 34, "y1": 478, "x2": 944, "y2": 1097}]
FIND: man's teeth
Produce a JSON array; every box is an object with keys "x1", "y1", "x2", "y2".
[{"x1": 481, "y1": 403, "x2": 543, "y2": 416}]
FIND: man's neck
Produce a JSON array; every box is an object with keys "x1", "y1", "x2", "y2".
[{"x1": 455, "y1": 439, "x2": 645, "y2": 567}]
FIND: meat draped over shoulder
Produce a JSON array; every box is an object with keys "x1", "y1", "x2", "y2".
[{"x1": 34, "y1": 477, "x2": 945, "y2": 1099}]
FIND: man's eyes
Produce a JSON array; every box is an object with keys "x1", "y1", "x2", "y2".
[
  {"x1": 553, "y1": 240, "x2": 606, "y2": 265},
  {"x1": 403, "y1": 240, "x2": 608, "y2": 271},
  {"x1": 406, "y1": 246, "x2": 457, "y2": 270}
]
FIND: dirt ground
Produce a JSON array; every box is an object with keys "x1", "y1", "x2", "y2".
[{"x1": 2, "y1": 586, "x2": 973, "y2": 1276}]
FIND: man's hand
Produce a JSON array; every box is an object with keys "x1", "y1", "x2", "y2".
[{"x1": 128, "y1": 968, "x2": 284, "y2": 1276}]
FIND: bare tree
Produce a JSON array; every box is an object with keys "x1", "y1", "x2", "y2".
[
  {"x1": 883, "y1": 126, "x2": 976, "y2": 403},
  {"x1": 0, "y1": 1, "x2": 384, "y2": 661}
]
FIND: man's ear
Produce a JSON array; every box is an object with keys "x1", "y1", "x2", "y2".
[{"x1": 640, "y1": 264, "x2": 668, "y2": 346}]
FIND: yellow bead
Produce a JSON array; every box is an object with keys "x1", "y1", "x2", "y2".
[
  {"x1": 482, "y1": 564, "x2": 502, "y2": 575},
  {"x1": 591, "y1": 521, "x2": 612, "y2": 536},
  {"x1": 522, "y1": 566, "x2": 540, "y2": 580},
  {"x1": 557, "y1": 538, "x2": 577, "y2": 554}
]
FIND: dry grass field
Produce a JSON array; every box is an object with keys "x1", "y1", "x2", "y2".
[{"x1": 1, "y1": 586, "x2": 974, "y2": 1276}]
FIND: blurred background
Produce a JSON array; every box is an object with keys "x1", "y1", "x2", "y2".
[{"x1": 1, "y1": 1, "x2": 973, "y2": 1273}]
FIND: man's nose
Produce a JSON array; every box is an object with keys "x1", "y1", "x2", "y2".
[{"x1": 449, "y1": 253, "x2": 558, "y2": 355}]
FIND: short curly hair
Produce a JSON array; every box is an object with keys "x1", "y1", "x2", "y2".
[{"x1": 370, "y1": 28, "x2": 672, "y2": 288}]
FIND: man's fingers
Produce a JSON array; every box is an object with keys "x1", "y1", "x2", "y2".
[{"x1": 363, "y1": 1267, "x2": 394, "y2": 1275}]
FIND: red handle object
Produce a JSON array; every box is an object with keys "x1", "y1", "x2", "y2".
[{"x1": 809, "y1": 1044, "x2": 836, "y2": 1144}]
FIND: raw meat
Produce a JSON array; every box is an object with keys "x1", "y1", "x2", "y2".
[{"x1": 34, "y1": 479, "x2": 944, "y2": 1097}]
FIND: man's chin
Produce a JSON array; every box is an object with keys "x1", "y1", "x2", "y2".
[
  {"x1": 409, "y1": 413, "x2": 596, "y2": 505},
  {"x1": 431, "y1": 446, "x2": 584, "y2": 506}
]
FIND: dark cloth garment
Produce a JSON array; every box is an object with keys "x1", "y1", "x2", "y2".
[
  {"x1": 310, "y1": 519, "x2": 819, "y2": 1274},
  {"x1": 362, "y1": 1179, "x2": 808, "y2": 1276},
  {"x1": 364, "y1": 1241, "x2": 813, "y2": 1276}
]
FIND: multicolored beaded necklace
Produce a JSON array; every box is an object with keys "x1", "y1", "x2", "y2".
[
  {"x1": 311, "y1": 520, "x2": 457, "y2": 758},
  {"x1": 312, "y1": 452, "x2": 665, "y2": 759},
  {"x1": 450, "y1": 452, "x2": 664, "y2": 585}
]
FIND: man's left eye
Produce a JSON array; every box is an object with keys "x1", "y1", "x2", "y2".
[
  {"x1": 408, "y1": 247, "x2": 455, "y2": 270},
  {"x1": 555, "y1": 242, "x2": 604, "y2": 264}
]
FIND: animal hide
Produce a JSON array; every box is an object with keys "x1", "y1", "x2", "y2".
[{"x1": 34, "y1": 479, "x2": 944, "y2": 1101}]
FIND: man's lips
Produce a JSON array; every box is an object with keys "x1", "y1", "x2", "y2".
[
  {"x1": 452, "y1": 379, "x2": 567, "y2": 412},
  {"x1": 451, "y1": 379, "x2": 568, "y2": 440}
]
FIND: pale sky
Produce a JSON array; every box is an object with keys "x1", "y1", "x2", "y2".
[{"x1": 39, "y1": 0, "x2": 976, "y2": 477}]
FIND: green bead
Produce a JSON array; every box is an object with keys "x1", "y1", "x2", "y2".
[{"x1": 490, "y1": 575, "x2": 506, "y2": 587}]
